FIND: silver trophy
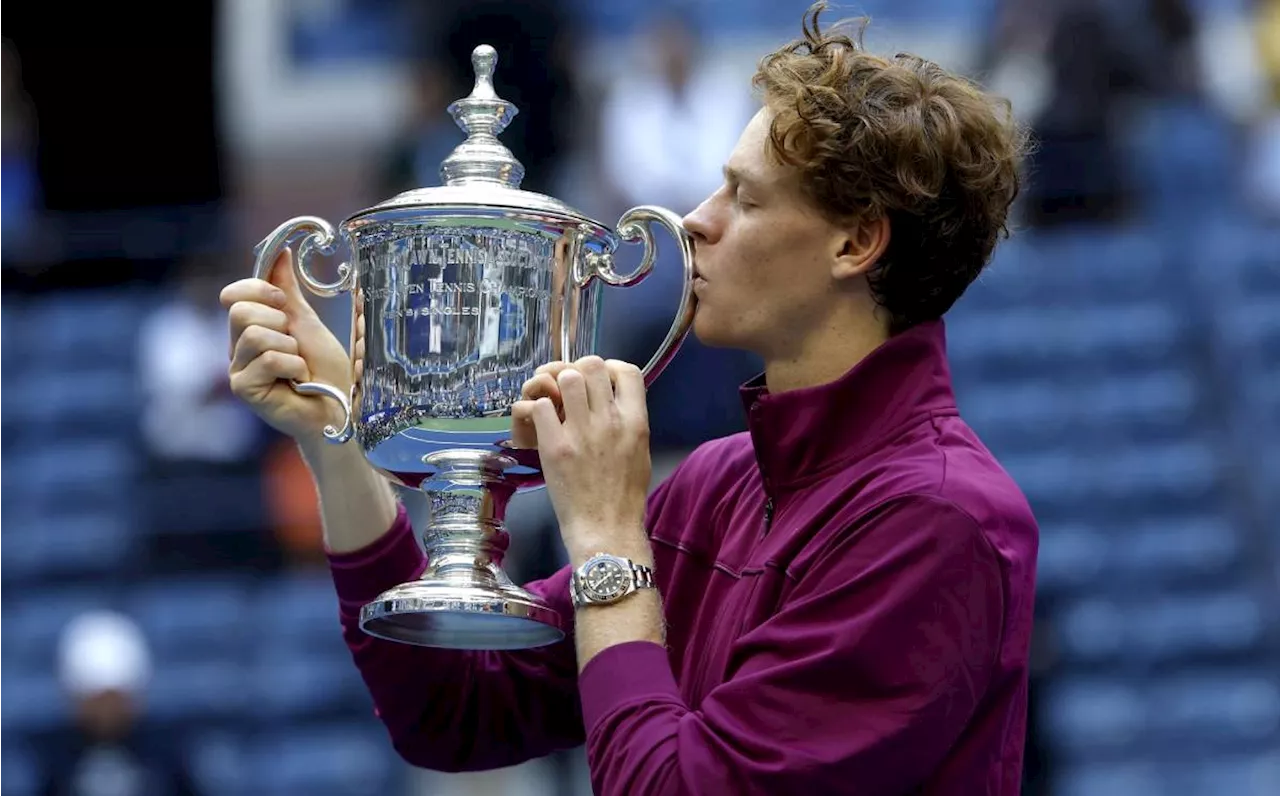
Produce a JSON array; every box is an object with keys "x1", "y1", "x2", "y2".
[{"x1": 251, "y1": 45, "x2": 696, "y2": 650}]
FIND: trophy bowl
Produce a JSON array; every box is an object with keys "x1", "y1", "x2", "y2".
[{"x1": 250, "y1": 45, "x2": 696, "y2": 650}]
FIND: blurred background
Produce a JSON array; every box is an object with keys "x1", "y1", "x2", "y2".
[{"x1": 2, "y1": 0, "x2": 1278, "y2": 794}]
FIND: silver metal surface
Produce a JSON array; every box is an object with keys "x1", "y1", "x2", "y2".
[
  {"x1": 251, "y1": 216, "x2": 356, "y2": 443},
  {"x1": 249, "y1": 44, "x2": 697, "y2": 650}
]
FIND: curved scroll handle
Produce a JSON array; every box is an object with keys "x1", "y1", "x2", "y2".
[
  {"x1": 252, "y1": 216, "x2": 357, "y2": 444},
  {"x1": 589, "y1": 206, "x2": 697, "y2": 386}
]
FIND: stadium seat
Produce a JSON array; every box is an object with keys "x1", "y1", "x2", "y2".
[
  {"x1": 126, "y1": 575, "x2": 252, "y2": 663},
  {"x1": 246, "y1": 647, "x2": 370, "y2": 723},
  {"x1": 1057, "y1": 588, "x2": 1268, "y2": 666},
  {"x1": 251, "y1": 570, "x2": 345, "y2": 650},
  {"x1": 1, "y1": 508, "x2": 139, "y2": 584},
  {"x1": 0, "y1": 666, "x2": 69, "y2": 736},
  {"x1": 0, "y1": 743, "x2": 41, "y2": 796},
  {"x1": 144, "y1": 658, "x2": 248, "y2": 726},
  {"x1": 245, "y1": 721, "x2": 400, "y2": 796}
]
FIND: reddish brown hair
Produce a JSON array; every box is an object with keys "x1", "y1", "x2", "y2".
[{"x1": 753, "y1": 2, "x2": 1029, "y2": 333}]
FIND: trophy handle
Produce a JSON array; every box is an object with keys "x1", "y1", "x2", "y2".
[
  {"x1": 591, "y1": 206, "x2": 697, "y2": 386},
  {"x1": 252, "y1": 216, "x2": 357, "y2": 444}
]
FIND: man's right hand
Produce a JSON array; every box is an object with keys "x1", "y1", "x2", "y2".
[
  {"x1": 511, "y1": 362, "x2": 570, "y2": 450},
  {"x1": 220, "y1": 248, "x2": 355, "y2": 446}
]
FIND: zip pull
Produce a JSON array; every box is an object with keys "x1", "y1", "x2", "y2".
[{"x1": 763, "y1": 497, "x2": 775, "y2": 535}]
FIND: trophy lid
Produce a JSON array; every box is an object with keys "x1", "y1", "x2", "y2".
[{"x1": 356, "y1": 45, "x2": 597, "y2": 225}]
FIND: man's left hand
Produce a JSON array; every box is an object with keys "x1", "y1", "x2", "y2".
[{"x1": 512, "y1": 356, "x2": 653, "y2": 565}]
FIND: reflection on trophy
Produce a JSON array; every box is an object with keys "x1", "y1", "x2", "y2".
[{"x1": 250, "y1": 45, "x2": 696, "y2": 650}]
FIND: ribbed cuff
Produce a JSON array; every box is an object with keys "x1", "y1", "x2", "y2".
[
  {"x1": 578, "y1": 640, "x2": 682, "y2": 734},
  {"x1": 326, "y1": 502, "x2": 426, "y2": 613}
]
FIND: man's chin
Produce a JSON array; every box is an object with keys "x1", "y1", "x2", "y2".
[{"x1": 690, "y1": 313, "x2": 736, "y2": 350}]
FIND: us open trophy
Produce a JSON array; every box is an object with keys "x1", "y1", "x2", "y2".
[{"x1": 251, "y1": 45, "x2": 696, "y2": 651}]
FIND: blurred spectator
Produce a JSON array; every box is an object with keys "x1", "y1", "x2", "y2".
[
  {"x1": 376, "y1": 59, "x2": 463, "y2": 197},
  {"x1": 2, "y1": 36, "x2": 41, "y2": 262},
  {"x1": 381, "y1": 0, "x2": 582, "y2": 197},
  {"x1": 597, "y1": 10, "x2": 753, "y2": 216},
  {"x1": 137, "y1": 253, "x2": 263, "y2": 465},
  {"x1": 35, "y1": 611, "x2": 201, "y2": 796},
  {"x1": 1014, "y1": 0, "x2": 1205, "y2": 227},
  {"x1": 1247, "y1": 0, "x2": 1280, "y2": 218},
  {"x1": 136, "y1": 253, "x2": 284, "y2": 573},
  {"x1": 262, "y1": 437, "x2": 327, "y2": 568}
]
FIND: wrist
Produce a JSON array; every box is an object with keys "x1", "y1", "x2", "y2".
[
  {"x1": 565, "y1": 521, "x2": 652, "y2": 568},
  {"x1": 298, "y1": 434, "x2": 361, "y2": 471}
]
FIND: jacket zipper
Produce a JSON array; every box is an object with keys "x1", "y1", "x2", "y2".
[{"x1": 690, "y1": 492, "x2": 775, "y2": 706}]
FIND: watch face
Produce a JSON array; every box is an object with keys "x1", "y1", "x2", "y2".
[{"x1": 581, "y1": 557, "x2": 629, "y2": 602}]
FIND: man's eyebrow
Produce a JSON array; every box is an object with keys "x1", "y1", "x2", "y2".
[{"x1": 722, "y1": 165, "x2": 763, "y2": 187}]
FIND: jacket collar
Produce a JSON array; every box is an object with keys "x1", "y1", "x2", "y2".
[{"x1": 740, "y1": 319, "x2": 958, "y2": 493}]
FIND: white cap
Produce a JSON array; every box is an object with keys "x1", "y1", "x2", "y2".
[{"x1": 57, "y1": 610, "x2": 152, "y2": 697}]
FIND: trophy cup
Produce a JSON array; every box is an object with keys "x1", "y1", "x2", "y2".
[{"x1": 250, "y1": 45, "x2": 696, "y2": 651}]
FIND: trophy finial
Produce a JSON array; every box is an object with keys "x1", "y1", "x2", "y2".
[
  {"x1": 439, "y1": 44, "x2": 525, "y2": 188},
  {"x1": 471, "y1": 45, "x2": 498, "y2": 98}
]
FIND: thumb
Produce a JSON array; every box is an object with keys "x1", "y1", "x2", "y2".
[{"x1": 266, "y1": 248, "x2": 319, "y2": 320}]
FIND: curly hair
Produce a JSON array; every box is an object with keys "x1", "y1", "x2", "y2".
[{"x1": 753, "y1": 2, "x2": 1030, "y2": 334}]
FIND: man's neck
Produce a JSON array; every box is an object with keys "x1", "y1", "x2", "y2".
[{"x1": 762, "y1": 313, "x2": 889, "y2": 395}]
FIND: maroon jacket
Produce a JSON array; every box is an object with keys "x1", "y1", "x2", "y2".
[{"x1": 328, "y1": 319, "x2": 1040, "y2": 795}]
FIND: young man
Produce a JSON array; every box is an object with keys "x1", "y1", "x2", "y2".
[{"x1": 220, "y1": 4, "x2": 1037, "y2": 793}]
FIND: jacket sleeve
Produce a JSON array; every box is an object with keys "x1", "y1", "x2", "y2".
[
  {"x1": 576, "y1": 495, "x2": 1008, "y2": 796},
  {"x1": 327, "y1": 502, "x2": 582, "y2": 772}
]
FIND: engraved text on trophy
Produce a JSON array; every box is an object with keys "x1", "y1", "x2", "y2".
[{"x1": 356, "y1": 226, "x2": 561, "y2": 451}]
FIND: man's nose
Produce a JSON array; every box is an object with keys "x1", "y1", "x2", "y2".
[{"x1": 683, "y1": 197, "x2": 716, "y2": 245}]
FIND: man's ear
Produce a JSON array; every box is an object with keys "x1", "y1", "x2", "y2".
[{"x1": 832, "y1": 215, "x2": 890, "y2": 281}]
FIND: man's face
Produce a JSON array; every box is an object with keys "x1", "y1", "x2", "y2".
[{"x1": 682, "y1": 107, "x2": 848, "y2": 360}]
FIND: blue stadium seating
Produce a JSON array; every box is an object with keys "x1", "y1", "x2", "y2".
[
  {"x1": 1034, "y1": 514, "x2": 1244, "y2": 596},
  {"x1": 126, "y1": 575, "x2": 254, "y2": 663},
  {"x1": 144, "y1": 659, "x2": 250, "y2": 727},
  {"x1": 245, "y1": 722, "x2": 399, "y2": 796},
  {"x1": 1056, "y1": 752, "x2": 1280, "y2": 796},
  {"x1": 0, "y1": 665, "x2": 69, "y2": 737},
  {"x1": 1, "y1": 743, "x2": 41, "y2": 796},
  {"x1": 251, "y1": 571, "x2": 346, "y2": 649},
  {"x1": 1, "y1": 507, "x2": 139, "y2": 583},
  {"x1": 1057, "y1": 589, "x2": 1269, "y2": 667}
]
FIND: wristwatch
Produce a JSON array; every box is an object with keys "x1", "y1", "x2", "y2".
[{"x1": 570, "y1": 553, "x2": 655, "y2": 609}]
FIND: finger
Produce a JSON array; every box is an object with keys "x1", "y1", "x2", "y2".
[
  {"x1": 535, "y1": 361, "x2": 571, "y2": 378},
  {"x1": 557, "y1": 368, "x2": 590, "y2": 423},
  {"x1": 231, "y1": 326, "x2": 300, "y2": 372},
  {"x1": 511, "y1": 399, "x2": 539, "y2": 449},
  {"x1": 354, "y1": 294, "x2": 366, "y2": 344},
  {"x1": 220, "y1": 278, "x2": 287, "y2": 311},
  {"x1": 575, "y1": 356, "x2": 614, "y2": 411},
  {"x1": 230, "y1": 350, "x2": 310, "y2": 397},
  {"x1": 521, "y1": 372, "x2": 562, "y2": 402},
  {"x1": 228, "y1": 302, "x2": 290, "y2": 358},
  {"x1": 529, "y1": 397, "x2": 566, "y2": 454},
  {"x1": 607, "y1": 360, "x2": 648, "y2": 422},
  {"x1": 512, "y1": 399, "x2": 535, "y2": 425}
]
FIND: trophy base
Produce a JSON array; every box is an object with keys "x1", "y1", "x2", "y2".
[{"x1": 359, "y1": 579, "x2": 565, "y2": 650}]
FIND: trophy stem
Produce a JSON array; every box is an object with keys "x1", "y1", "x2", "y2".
[
  {"x1": 417, "y1": 487, "x2": 517, "y2": 588},
  {"x1": 359, "y1": 451, "x2": 565, "y2": 650}
]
